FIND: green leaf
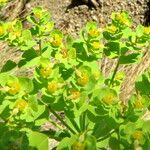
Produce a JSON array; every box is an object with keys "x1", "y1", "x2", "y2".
[
  {"x1": 92, "y1": 116, "x2": 115, "y2": 138},
  {"x1": 109, "y1": 137, "x2": 120, "y2": 150},
  {"x1": 14, "y1": 20, "x2": 22, "y2": 31},
  {"x1": 103, "y1": 31, "x2": 123, "y2": 41},
  {"x1": 84, "y1": 134, "x2": 97, "y2": 150},
  {"x1": 22, "y1": 48, "x2": 38, "y2": 61},
  {"x1": 104, "y1": 42, "x2": 120, "y2": 59},
  {"x1": 28, "y1": 95, "x2": 38, "y2": 112},
  {"x1": 122, "y1": 27, "x2": 132, "y2": 38},
  {"x1": 119, "y1": 53, "x2": 140, "y2": 64},
  {"x1": 68, "y1": 48, "x2": 76, "y2": 59},
  {"x1": 142, "y1": 121, "x2": 150, "y2": 133},
  {"x1": 27, "y1": 15, "x2": 37, "y2": 24},
  {"x1": 66, "y1": 35, "x2": 74, "y2": 48},
  {"x1": 136, "y1": 25, "x2": 144, "y2": 37},
  {"x1": 27, "y1": 131, "x2": 49, "y2": 150},
  {"x1": 1, "y1": 60, "x2": 17, "y2": 72},
  {"x1": 22, "y1": 56, "x2": 40, "y2": 68},
  {"x1": 20, "y1": 105, "x2": 45, "y2": 122},
  {"x1": 57, "y1": 135, "x2": 77, "y2": 150},
  {"x1": 135, "y1": 72, "x2": 150, "y2": 95},
  {"x1": 86, "y1": 21, "x2": 97, "y2": 31},
  {"x1": 0, "y1": 73, "x2": 11, "y2": 86},
  {"x1": 22, "y1": 29, "x2": 32, "y2": 40},
  {"x1": 18, "y1": 77, "x2": 34, "y2": 93}
]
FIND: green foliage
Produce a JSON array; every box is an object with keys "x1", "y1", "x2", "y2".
[{"x1": 0, "y1": 7, "x2": 150, "y2": 149}]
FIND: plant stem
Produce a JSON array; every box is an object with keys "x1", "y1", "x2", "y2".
[
  {"x1": 49, "y1": 118, "x2": 64, "y2": 130},
  {"x1": 80, "y1": 111, "x2": 86, "y2": 131},
  {"x1": 39, "y1": 39, "x2": 42, "y2": 56},
  {"x1": 48, "y1": 105, "x2": 76, "y2": 134},
  {"x1": 109, "y1": 58, "x2": 120, "y2": 87},
  {"x1": 97, "y1": 129, "x2": 115, "y2": 142},
  {"x1": 39, "y1": 99, "x2": 76, "y2": 134},
  {"x1": 68, "y1": 117, "x2": 81, "y2": 133},
  {"x1": 116, "y1": 128, "x2": 121, "y2": 150}
]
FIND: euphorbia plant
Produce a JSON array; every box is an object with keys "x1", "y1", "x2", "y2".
[{"x1": 0, "y1": 7, "x2": 150, "y2": 150}]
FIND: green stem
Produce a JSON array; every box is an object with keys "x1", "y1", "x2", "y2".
[
  {"x1": 97, "y1": 129, "x2": 115, "y2": 142},
  {"x1": 39, "y1": 99, "x2": 76, "y2": 134},
  {"x1": 116, "y1": 128, "x2": 121, "y2": 150},
  {"x1": 68, "y1": 118, "x2": 81, "y2": 133},
  {"x1": 109, "y1": 58, "x2": 120, "y2": 87},
  {"x1": 48, "y1": 105, "x2": 76, "y2": 134},
  {"x1": 49, "y1": 118, "x2": 64, "y2": 130},
  {"x1": 39, "y1": 39, "x2": 42, "y2": 56},
  {"x1": 80, "y1": 111, "x2": 86, "y2": 131}
]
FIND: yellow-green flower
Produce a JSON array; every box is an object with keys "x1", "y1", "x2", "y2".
[
  {"x1": 115, "y1": 13, "x2": 130, "y2": 26},
  {"x1": 134, "y1": 98, "x2": 144, "y2": 109},
  {"x1": 7, "y1": 81, "x2": 21, "y2": 95},
  {"x1": 102, "y1": 93, "x2": 116, "y2": 105},
  {"x1": 92, "y1": 41, "x2": 104, "y2": 49},
  {"x1": 12, "y1": 31, "x2": 21, "y2": 38},
  {"x1": 48, "y1": 81, "x2": 61, "y2": 93},
  {"x1": 88, "y1": 28, "x2": 100, "y2": 37},
  {"x1": 115, "y1": 72, "x2": 125, "y2": 80},
  {"x1": 15, "y1": 99, "x2": 28, "y2": 111},
  {"x1": 132, "y1": 130, "x2": 143, "y2": 141},
  {"x1": 69, "y1": 90, "x2": 81, "y2": 100},
  {"x1": 40, "y1": 65, "x2": 52, "y2": 78},
  {"x1": 72, "y1": 142, "x2": 85, "y2": 150},
  {"x1": 77, "y1": 72, "x2": 89, "y2": 86},
  {"x1": 61, "y1": 47, "x2": 68, "y2": 58},
  {"x1": 50, "y1": 34, "x2": 62, "y2": 47},
  {"x1": 105, "y1": 25, "x2": 117, "y2": 33},
  {"x1": 0, "y1": 0, "x2": 7, "y2": 5},
  {"x1": 143, "y1": 26, "x2": 150, "y2": 35},
  {"x1": 93, "y1": 71, "x2": 101, "y2": 80},
  {"x1": 0, "y1": 25, "x2": 5, "y2": 36}
]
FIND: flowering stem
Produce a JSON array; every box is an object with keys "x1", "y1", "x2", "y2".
[
  {"x1": 97, "y1": 129, "x2": 115, "y2": 142},
  {"x1": 49, "y1": 118, "x2": 64, "y2": 130},
  {"x1": 38, "y1": 39, "x2": 42, "y2": 56},
  {"x1": 80, "y1": 111, "x2": 86, "y2": 131},
  {"x1": 109, "y1": 58, "x2": 120, "y2": 87},
  {"x1": 116, "y1": 128, "x2": 121, "y2": 149},
  {"x1": 39, "y1": 99, "x2": 76, "y2": 134},
  {"x1": 48, "y1": 105, "x2": 76, "y2": 134}
]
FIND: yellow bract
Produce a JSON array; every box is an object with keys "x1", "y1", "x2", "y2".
[
  {"x1": 135, "y1": 99, "x2": 144, "y2": 109},
  {"x1": 106, "y1": 25, "x2": 117, "y2": 33},
  {"x1": 61, "y1": 47, "x2": 68, "y2": 58},
  {"x1": 115, "y1": 13, "x2": 130, "y2": 26},
  {"x1": 51, "y1": 34, "x2": 62, "y2": 47},
  {"x1": 70, "y1": 90, "x2": 81, "y2": 100},
  {"x1": 48, "y1": 81, "x2": 59, "y2": 93},
  {"x1": 13, "y1": 31, "x2": 21, "y2": 37},
  {"x1": 40, "y1": 65, "x2": 52, "y2": 78},
  {"x1": 7, "y1": 82, "x2": 21, "y2": 95},
  {"x1": 144, "y1": 27, "x2": 150, "y2": 35},
  {"x1": 93, "y1": 71, "x2": 101, "y2": 80},
  {"x1": 15, "y1": 99, "x2": 28, "y2": 111},
  {"x1": 88, "y1": 28, "x2": 100, "y2": 37},
  {"x1": 0, "y1": 25, "x2": 5, "y2": 35},
  {"x1": 0, "y1": 0, "x2": 7, "y2": 4},
  {"x1": 72, "y1": 142, "x2": 85, "y2": 150},
  {"x1": 132, "y1": 130, "x2": 143, "y2": 141},
  {"x1": 92, "y1": 42, "x2": 104, "y2": 49},
  {"x1": 115, "y1": 72, "x2": 125, "y2": 80},
  {"x1": 77, "y1": 74, "x2": 89, "y2": 86},
  {"x1": 102, "y1": 93, "x2": 116, "y2": 105}
]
